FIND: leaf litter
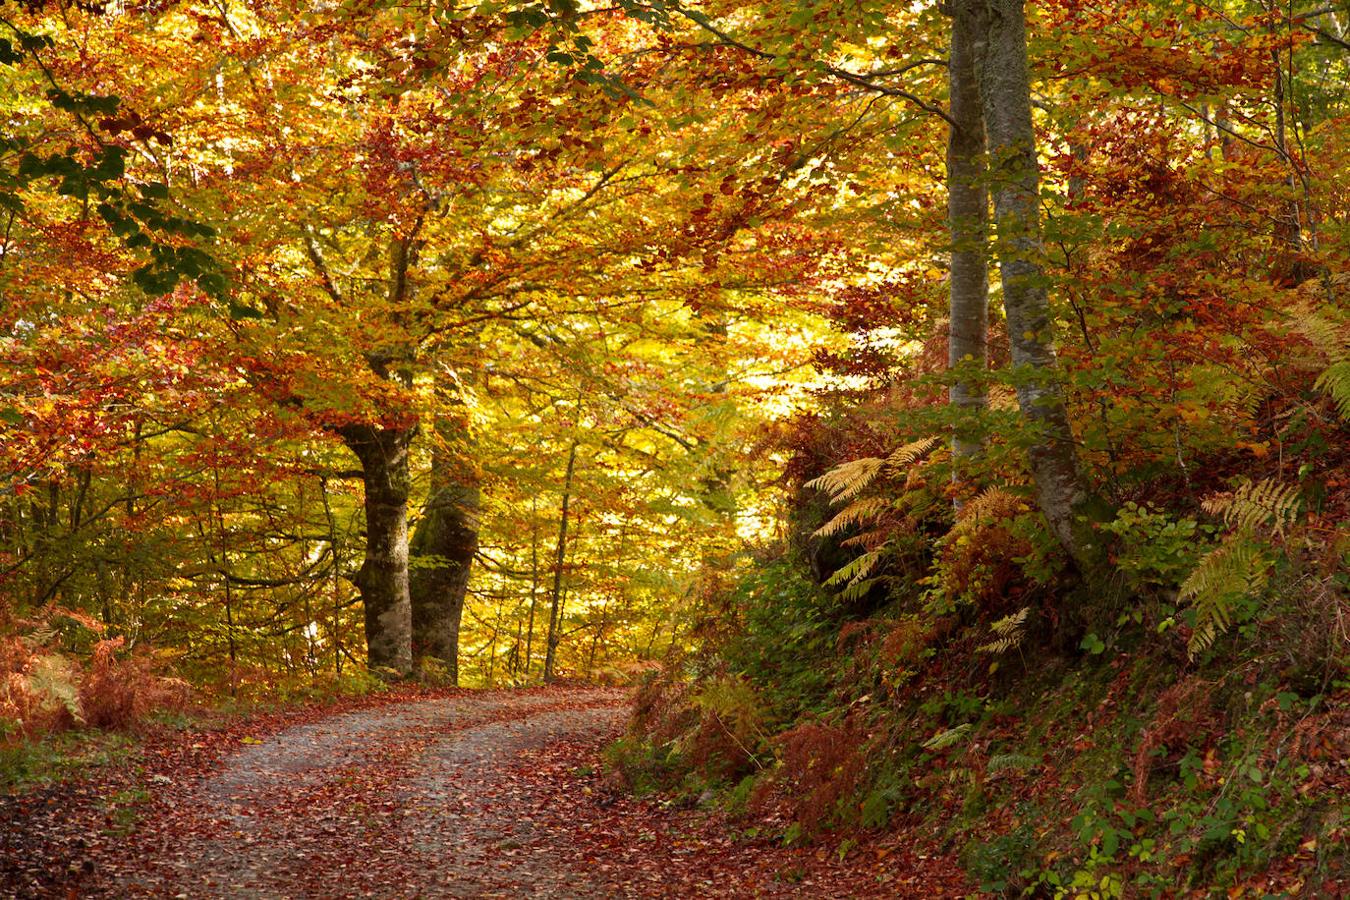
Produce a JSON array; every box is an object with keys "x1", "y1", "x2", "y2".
[{"x1": 2, "y1": 686, "x2": 966, "y2": 898}]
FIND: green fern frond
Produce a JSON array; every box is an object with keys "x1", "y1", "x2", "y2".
[
  {"x1": 1181, "y1": 539, "x2": 1269, "y2": 659},
  {"x1": 1316, "y1": 360, "x2": 1350, "y2": 421},
  {"x1": 805, "y1": 457, "x2": 885, "y2": 503},
  {"x1": 837, "y1": 578, "x2": 881, "y2": 604},
  {"x1": 824, "y1": 548, "x2": 884, "y2": 588},
  {"x1": 987, "y1": 753, "x2": 1041, "y2": 774},
  {"x1": 922, "y1": 723, "x2": 972, "y2": 752},
  {"x1": 814, "y1": 497, "x2": 891, "y2": 539},
  {"x1": 1201, "y1": 478, "x2": 1301, "y2": 537},
  {"x1": 977, "y1": 607, "x2": 1032, "y2": 655}
]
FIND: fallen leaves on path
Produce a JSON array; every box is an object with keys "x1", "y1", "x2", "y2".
[{"x1": 2, "y1": 687, "x2": 968, "y2": 898}]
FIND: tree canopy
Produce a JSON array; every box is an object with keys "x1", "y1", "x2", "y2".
[{"x1": 3, "y1": 1, "x2": 1348, "y2": 891}]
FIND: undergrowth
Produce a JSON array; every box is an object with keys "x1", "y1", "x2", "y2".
[{"x1": 613, "y1": 439, "x2": 1350, "y2": 896}]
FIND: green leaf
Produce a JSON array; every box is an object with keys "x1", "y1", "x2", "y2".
[{"x1": 197, "y1": 272, "x2": 229, "y2": 297}]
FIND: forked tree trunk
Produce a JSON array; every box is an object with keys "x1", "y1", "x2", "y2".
[
  {"x1": 946, "y1": 0, "x2": 991, "y2": 476},
  {"x1": 966, "y1": 0, "x2": 1101, "y2": 570},
  {"x1": 340, "y1": 422, "x2": 415, "y2": 676}
]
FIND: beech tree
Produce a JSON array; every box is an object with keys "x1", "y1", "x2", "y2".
[
  {"x1": 955, "y1": 0, "x2": 1100, "y2": 569},
  {"x1": 944, "y1": 0, "x2": 990, "y2": 479},
  {"x1": 8, "y1": 0, "x2": 1342, "y2": 695}
]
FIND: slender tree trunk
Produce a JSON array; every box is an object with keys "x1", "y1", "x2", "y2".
[
  {"x1": 946, "y1": 0, "x2": 991, "y2": 478},
  {"x1": 208, "y1": 436, "x2": 238, "y2": 694},
  {"x1": 1268, "y1": 34, "x2": 1316, "y2": 281},
  {"x1": 319, "y1": 476, "x2": 345, "y2": 675},
  {"x1": 340, "y1": 423, "x2": 415, "y2": 676},
  {"x1": 543, "y1": 439, "x2": 579, "y2": 684},
  {"x1": 524, "y1": 499, "x2": 540, "y2": 678},
  {"x1": 968, "y1": 0, "x2": 1101, "y2": 570}
]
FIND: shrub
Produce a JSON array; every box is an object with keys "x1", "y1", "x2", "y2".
[
  {"x1": 927, "y1": 487, "x2": 1039, "y2": 615},
  {"x1": 1, "y1": 639, "x2": 82, "y2": 742},
  {"x1": 1101, "y1": 501, "x2": 1210, "y2": 589},
  {"x1": 1130, "y1": 676, "x2": 1218, "y2": 803},
  {"x1": 683, "y1": 674, "x2": 769, "y2": 779},
  {"x1": 2, "y1": 627, "x2": 190, "y2": 743},
  {"x1": 79, "y1": 638, "x2": 190, "y2": 730},
  {"x1": 776, "y1": 713, "x2": 870, "y2": 834}
]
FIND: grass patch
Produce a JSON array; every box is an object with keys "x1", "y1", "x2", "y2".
[{"x1": 0, "y1": 730, "x2": 139, "y2": 794}]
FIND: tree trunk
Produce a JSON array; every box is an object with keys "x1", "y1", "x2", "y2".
[
  {"x1": 946, "y1": 0, "x2": 991, "y2": 477},
  {"x1": 524, "y1": 498, "x2": 540, "y2": 678},
  {"x1": 969, "y1": 0, "x2": 1101, "y2": 570},
  {"x1": 543, "y1": 439, "x2": 579, "y2": 684},
  {"x1": 409, "y1": 363, "x2": 480, "y2": 684},
  {"x1": 341, "y1": 422, "x2": 415, "y2": 676},
  {"x1": 409, "y1": 465, "x2": 478, "y2": 684}
]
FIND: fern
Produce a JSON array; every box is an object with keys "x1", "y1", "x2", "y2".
[
  {"x1": 977, "y1": 607, "x2": 1032, "y2": 655},
  {"x1": 839, "y1": 532, "x2": 882, "y2": 550},
  {"x1": 1180, "y1": 538, "x2": 1270, "y2": 658},
  {"x1": 1315, "y1": 360, "x2": 1350, "y2": 421},
  {"x1": 807, "y1": 436, "x2": 940, "y2": 597},
  {"x1": 1201, "y1": 478, "x2": 1301, "y2": 537},
  {"x1": 1184, "y1": 478, "x2": 1292, "y2": 658},
  {"x1": 805, "y1": 436, "x2": 940, "y2": 506},
  {"x1": 823, "y1": 548, "x2": 884, "y2": 588},
  {"x1": 1289, "y1": 304, "x2": 1349, "y2": 359},
  {"x1": 922, "y1": 723, "x2": 972, "y2": 752},
  {"x1": 987, "y1": 753, "x2": 1041, "y2": 774},
  {"x1": 836, "y1": 578, "x2": 880, "y2": 604},
  {"x1": 885, "y1": 435, "x2": 942, "y2": 471},
  {"x1": 27, "y1": 654, "x2": 84, "y2": 724},
  {"x1": 814, "y1": 496, "x2": 891, "y2": 539},
  {"x1": 1284, "y1": 302, "x2": 1350, "y2": 421},
  {"x1": 957, "y1": 486, "x2": 1028, "y2": 524},
  {"x1": 804, "y1": 457, "x2": 885, "y2": 503}
]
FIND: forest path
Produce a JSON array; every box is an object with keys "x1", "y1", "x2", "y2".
[
  {"x1": 23, "y1": 686, "x2": 965, "y2": 898},
  {"x1": 110, "y1": 688, "x2": 626, "y2": 898}
]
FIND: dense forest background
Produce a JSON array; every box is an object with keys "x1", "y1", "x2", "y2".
[{"x1": 2, "y1": 0, "x2": 1347, "y2": 894}]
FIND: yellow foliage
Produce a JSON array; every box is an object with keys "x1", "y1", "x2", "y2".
[{"x1": 1200, "y1": 478, "x2": 1301, "y2": 538}]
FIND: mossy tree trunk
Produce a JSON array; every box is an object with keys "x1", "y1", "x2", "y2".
[
  {"x1": 946, "y1": 0, "x2": 991, "y2": 480},
  {"x1": 965, "y1": 0, "x2": 1103, "y2": 571},
  {"x1": 409, "y1": 433, "x2": 479, "y2": 683},
  {"x1": 340, "y1": 422, "x2": 416, "y2": 676}
]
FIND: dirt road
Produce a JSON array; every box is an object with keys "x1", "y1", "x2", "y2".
[
  {"x1": 3, "y1": 686, "x2": 966, "y2": 898},
  {"x1": 108, "y1": 689, "x2": 626, "y2": 898}
]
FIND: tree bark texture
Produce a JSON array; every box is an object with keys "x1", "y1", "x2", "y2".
[
  {"x1": 341, "y1": 423, "x2": 415, "y2": 676},
  {"x1": 965, "y1": 0, "x2": 1100, "y2": 569},
  {"x1": 409, "y1": 460, "x2": 479, "y2": 683},
  {"x1": 946, "y1": 0, "x2": 991, "y2": 474}
]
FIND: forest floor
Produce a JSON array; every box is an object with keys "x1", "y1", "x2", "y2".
[{"x1": 1, "y1": 686, "x2": 968, "y2": 898}]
